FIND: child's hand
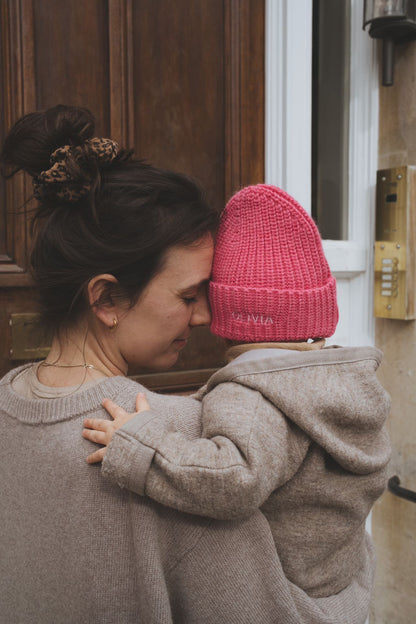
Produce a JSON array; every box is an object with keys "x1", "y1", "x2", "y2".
[{"x1": 82, "y1": 393, "x2": 150, "y2": 464}]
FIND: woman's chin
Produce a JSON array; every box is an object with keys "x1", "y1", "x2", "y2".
[
  {"x1": 144, "y1": 351, "x2": 180, "y2": 372},
  {"x1": 126, "y1": 344, "x2": 184, "y2": 373}
]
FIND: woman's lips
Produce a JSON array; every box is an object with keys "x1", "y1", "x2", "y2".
[{"x1": 173, "y1": 335, "x2": 189, "y2": 348}]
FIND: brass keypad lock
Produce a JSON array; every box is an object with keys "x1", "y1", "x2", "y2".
[{"x1": 375, "y1": 166, "x2": 416, "y2": 319}]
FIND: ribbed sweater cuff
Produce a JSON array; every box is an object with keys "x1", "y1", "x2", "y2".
[{"x1": 102, "y1": 411, "x2": 156, "y2": 495}]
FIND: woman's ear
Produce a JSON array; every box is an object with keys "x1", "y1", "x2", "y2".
[{"x1": 87, "y1": 274, "x2": 120, "y2": 328}]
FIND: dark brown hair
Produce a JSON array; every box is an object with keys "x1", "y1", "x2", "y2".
[{"x1": 1, "y1": 105, "x2": 218, "y2": 334}]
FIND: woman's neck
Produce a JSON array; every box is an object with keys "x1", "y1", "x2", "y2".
[{"x1": 38, "y1": 323, "x2": 127, "y2": 387}]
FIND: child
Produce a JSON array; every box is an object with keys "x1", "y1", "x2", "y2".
[{"x1": 84, "y1": 184, "x2": 391, "y2": 609}]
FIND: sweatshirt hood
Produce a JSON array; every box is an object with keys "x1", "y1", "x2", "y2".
[{"x1": 207, "y1": 346, "x2": 391, "y2": 474}]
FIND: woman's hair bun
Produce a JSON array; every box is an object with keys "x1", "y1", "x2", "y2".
[
  {"x1": 33, "y1": 138, "x2": 119, "y2": 203},
  {"x1": 45, "y1": 105, "x2": 95, "y2": 149},
  {"x1": 0, "y1": 104, "x2": 96, "y2": 178}
]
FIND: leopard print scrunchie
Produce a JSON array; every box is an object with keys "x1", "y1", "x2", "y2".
[{"x1": 33, "y1": 137, "x2": 119, "y2": 202}]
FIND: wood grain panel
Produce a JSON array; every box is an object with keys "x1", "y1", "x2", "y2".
[
  {"x1": 225, "y1": 0, "x2": 264, "y2": 199},
  {"x1": 108, "y1": 0, "x2": 135, "y2": 147},
  {"x1": 131, "y1": 0, "x2": 225, "y2": 212},
  {"x1": 225, "y1": 0, "x2": 241, "y2": 201},
  {"x1": 32, "y1": 0, "x2": 110, "y2": 135},
  {"x1": 0, "y1": 0, "x2": 34, "y2": 282},
  {"x1": 239, "y1": 0, "x2": 264, "y2": 188}
]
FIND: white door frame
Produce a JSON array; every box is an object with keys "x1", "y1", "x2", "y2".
[{"x1": 265, "y1": 0, "x2": 379, "y2": 347}]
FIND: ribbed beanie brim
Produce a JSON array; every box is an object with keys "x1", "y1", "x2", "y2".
[{"x1": 209, "y1": 185, "x2": 338, "y2": 342}]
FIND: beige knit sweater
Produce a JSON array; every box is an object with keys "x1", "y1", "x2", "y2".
[
  {"x1": 103, "y1": 346, "x2": 391, "y2": 611},
  {"x1": 0, "y1": 361, "x2": 381, "y2": 624}
]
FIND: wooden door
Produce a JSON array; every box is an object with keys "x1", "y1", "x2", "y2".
[{"x1": 0, "y1": 0, "x2": 264, "y2": 389}]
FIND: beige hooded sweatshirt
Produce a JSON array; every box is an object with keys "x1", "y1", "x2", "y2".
[{"x1": 103, "y1": 345, "x2": 391, "y2": 603}]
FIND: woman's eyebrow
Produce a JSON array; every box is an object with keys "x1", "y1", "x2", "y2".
[{"x1": 179, "y1": 279, "x2": 209, "y2": 293}]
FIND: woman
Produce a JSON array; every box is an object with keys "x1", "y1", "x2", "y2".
[{"x1": 0, "y1": 105, "x2": 295, "y2": 624}]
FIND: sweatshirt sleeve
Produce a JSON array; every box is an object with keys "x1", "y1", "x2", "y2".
[{"x1": 102, "y1": 382, "x2": 309, "y2": 519}]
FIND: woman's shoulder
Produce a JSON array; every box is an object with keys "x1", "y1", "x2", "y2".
[
  {"x1": 0, "y1": 363, "x2": 32, "y2": 385},
  {"x1": 113, "y1": 378, "x2": 204, "y2": 437},
  {"x1": 0, "y1": 369, "x2": 143, "y2": 425}
]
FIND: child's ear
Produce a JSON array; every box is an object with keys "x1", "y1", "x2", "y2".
[{"x1": 87, "y1": 274, "x2": 120, "y2": 328}]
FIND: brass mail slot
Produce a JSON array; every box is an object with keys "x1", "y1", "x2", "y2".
[{"x1": 9, "y1": 313, "x2": 52, "y2": 360}]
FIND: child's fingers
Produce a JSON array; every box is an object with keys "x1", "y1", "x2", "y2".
[
  {"x1": 102, "y1": 398, "x2": 128, "y2": 421},
  {"x1": 82, "y1": 428, "x2": 108, "y2": 445},
  {"x1": 86, "y1": 447, "x2": 107, "y2": 464},
  {"x1": 84, "y1": 417, "x2": 111, "y2": 431},
  {"x1": 135, "y1": 392, "x2": 150, "y2": 413}
]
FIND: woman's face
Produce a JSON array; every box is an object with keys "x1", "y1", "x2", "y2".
[{"x1": 116, "y1": 234, "x2": 214, "y2": 371}]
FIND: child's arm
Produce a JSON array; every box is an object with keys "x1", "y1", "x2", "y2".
[{"x1": 84, "y1": 382, "x2": 309, "y2": 520}]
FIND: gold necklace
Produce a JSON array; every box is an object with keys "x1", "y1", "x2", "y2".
[{"x1": 39, "y1": 361, "x2": 109, "y2": 377}]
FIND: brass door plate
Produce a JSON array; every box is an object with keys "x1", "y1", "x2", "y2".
[
  {"x1": 9, "y1": 313, "x2": 52, "y2": 360},
  {"x1": 375, "y1": 166, "x2": 416, "y2": 320}
]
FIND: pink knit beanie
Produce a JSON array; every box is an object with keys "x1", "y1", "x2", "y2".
[{"x1": 209, "y1": 184, "x2": 338, "y2": 342}]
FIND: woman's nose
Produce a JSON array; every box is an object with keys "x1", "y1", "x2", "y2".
[{"x1": 191, "y1": 290, "x2": 212, "y2": 327}]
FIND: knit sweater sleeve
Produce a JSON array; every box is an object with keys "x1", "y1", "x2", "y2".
[{"x1": 102, "y1": 382, "x2": 309, "y2": 520}]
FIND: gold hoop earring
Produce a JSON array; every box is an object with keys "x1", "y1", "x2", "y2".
[{"x1": 109, "y1": 317, "x2": 118, "y2": 331}]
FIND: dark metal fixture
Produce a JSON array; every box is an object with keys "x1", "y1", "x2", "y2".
[
  {"x1": 388, "y1": 475, "x2": 416, "y2": 503},
  {"x1": 363, "y1": 0, "x2": 416, "y2": 86}
]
